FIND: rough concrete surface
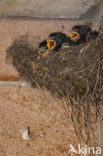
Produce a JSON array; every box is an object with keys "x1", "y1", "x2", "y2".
[
  {"x1": 0, "y1": 87, "x2": 79, "y2": 156},
  {"x1": 0, "y1": 0, "x2": 102, "y2": 19}
]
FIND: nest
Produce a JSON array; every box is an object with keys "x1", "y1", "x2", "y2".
[
  {"x1": 6, "y1": 33, "x2": 103, "y2": 99},
  {"x1": 6, "y1": 30, "x2": 103, "y2": 145}
]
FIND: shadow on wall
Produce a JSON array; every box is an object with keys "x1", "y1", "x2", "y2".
[{"x1": 80, "y1": 0, "x2": 103, "y2": 22}]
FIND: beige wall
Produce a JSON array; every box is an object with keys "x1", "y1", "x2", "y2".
[{"x1": 0, "y1": 0, "x2": 102, "y2": 19}]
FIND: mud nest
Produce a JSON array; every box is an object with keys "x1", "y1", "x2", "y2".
[
  {"x1": 6, "y1": 30, "x2": 103, "y2": 145},
  {"x1": 6, "y1": 32, "x2": 103, "y2": 101}
]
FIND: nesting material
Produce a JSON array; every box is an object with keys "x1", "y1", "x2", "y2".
[
  {"x1": 6, "y1": 32, "x2": 103, "y2": 100},
  {"x1": 6, "y1": 30, "x2": 103, "y2": 145},
  {"x1": 19, "y1": 126, "x2": 30, "y2": 140}
]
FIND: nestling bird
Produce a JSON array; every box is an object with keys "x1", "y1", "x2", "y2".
[
  {"x1": 89, "y1": 30, "x2": 99, "y2": 40},
  {"x1": 39, "y1": 32, "x2": 72, "y2": 55},
  {"x1": 39, "y1": 40, "x2": 48, "y2": 55},
  {"x1": 70, "y1": 25, "x2": 99, "y2": 45},
  {"x1": 70, "y1": 25, "x2": 92, "y2": 45}
]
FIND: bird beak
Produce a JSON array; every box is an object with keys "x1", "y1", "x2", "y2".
[
  {"x1": 47, "y1": 40, "x2": 56, "y2": 50},
  {"x1": 38, "y1": 48, "x2": 49, "y2": 55},
  {"x1": 70, "y1": 32, "x2": 80, "y2": 40}
]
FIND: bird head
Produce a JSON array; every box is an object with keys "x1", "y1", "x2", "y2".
[
  {"x1": 39, "y1": 39, "x2": 56, "y2": 56},
  {"x1": 70, "y1": 25, "x2": 91, "y2": 42},
  {"x1": 38, "y1": 40, "x2": 48, "y2": 55}
]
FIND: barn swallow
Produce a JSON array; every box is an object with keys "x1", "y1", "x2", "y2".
[
  {"x1": 89, "y1": 30, "x2": 99, "y2": 40},
  {"x1": 39, "y1": 32, "x2": 70, "y2": 55},
  {"x1": 70, "y1": 25, "x2": 91, "y2": 45}
]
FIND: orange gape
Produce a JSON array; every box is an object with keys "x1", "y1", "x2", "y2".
[
  {"x1": 70, "y1": 32, "x2": 80, "y2": 40},
  {"x1": 47, "y1": 40, "x2": 56, "y2": 50}
]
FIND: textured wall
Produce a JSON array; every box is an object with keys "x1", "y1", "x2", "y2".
[
  {"x1": 0, "y1": 0, "x2": 103, "y2": 155},
  {"x1": 0, "y1": 0, "x2": 102, "y2": 19}
]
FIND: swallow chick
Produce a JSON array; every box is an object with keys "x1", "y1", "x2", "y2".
[
  {"x1": 39, "y1": 40, "x2": 48, "y2": 55},
  {"x1": 38, "y1": 32, "x2": 69, "y2": 56},
  {"x1": 89, "y1": 31, "x2": 99, "y2": 40},
  {"x1": 70, "y1": 25, "x2": 91, "y2": 45}
]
